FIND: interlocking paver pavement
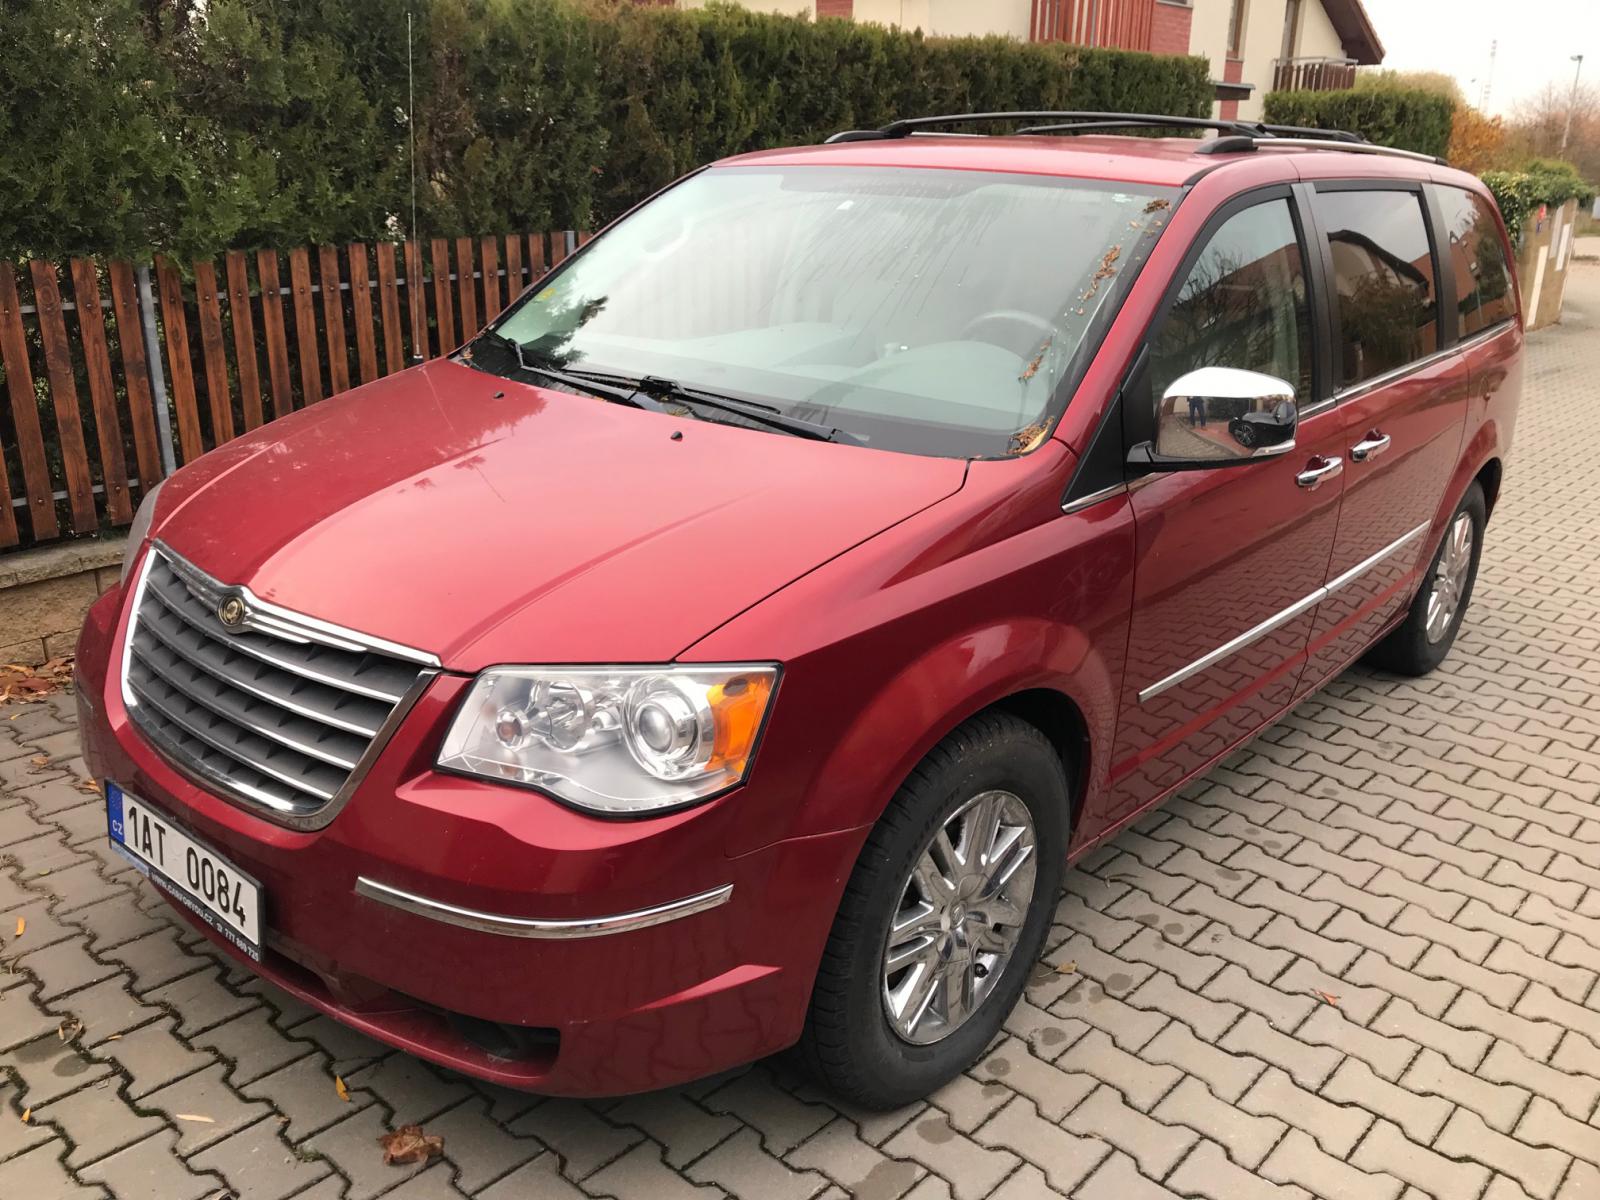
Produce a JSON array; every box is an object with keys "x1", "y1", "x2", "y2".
[{"x1": 3, "y1": 263, "x2": 1599, "y2": 1199}]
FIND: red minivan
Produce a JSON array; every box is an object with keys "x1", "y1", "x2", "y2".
[{"x1": 75, "y1": 112, "x2": 1523, "y2": 1107}]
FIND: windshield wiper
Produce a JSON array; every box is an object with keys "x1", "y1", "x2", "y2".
[
  {"x1": 471, "y1": 332, "x2": 667, "y2": 413},
  {"x1": 561, "y1": 367, "x2": 864, "y2": 444}
]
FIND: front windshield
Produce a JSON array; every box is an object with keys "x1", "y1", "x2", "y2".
[{"x1": 490, "y1": 166, "x2": 1177, "y2": 458}]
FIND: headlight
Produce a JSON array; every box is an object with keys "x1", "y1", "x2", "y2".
[
  {"x1": 120, "y1": 480, "x2": 165, "y2": 583},
  {"x1": 437, "y1": 664, "x2": 778, "y2": 815}
]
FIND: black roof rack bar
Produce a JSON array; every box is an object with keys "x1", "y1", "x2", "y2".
[
  {"x1": 825, "y1": 111, "x2": 1266, "y2": 143},
  {"x1": 1016, "y1": 119, "x2": 1237, "y2": 137},
  {"x1": 821, "y1": 111, "x2": 1447, "y2": 164},
  {"x1": 1251, "y1": 122, "x2": 1364, "y2": 143}
]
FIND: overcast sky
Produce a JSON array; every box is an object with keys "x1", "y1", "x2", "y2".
[{"x1": 1361, "y1": 0, "x2": 1598, "y2": 115}]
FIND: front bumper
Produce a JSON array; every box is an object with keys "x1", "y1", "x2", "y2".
[{"x1": 76, "y1": 586, "x2": 864, "y2": 1096}]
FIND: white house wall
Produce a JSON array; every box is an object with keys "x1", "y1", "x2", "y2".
[
  {"x1": 1296, "y1": 0, "x2": 1345, "y2": 60},
  {"x1": 1190, "y1": 0, "x2": 1235, "y2": 85}
]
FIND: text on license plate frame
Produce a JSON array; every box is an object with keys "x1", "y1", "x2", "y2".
[{"x1": 106, "y1": 782, "x2": 263, "y2": 959}]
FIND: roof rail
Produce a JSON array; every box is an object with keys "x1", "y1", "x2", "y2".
[
  {"x1": 1195, "y1": 135, "x2": 1446, "y2": 165},
  {"x1": 824, "y1": 111, "x2": 1446, "y2": 165}
]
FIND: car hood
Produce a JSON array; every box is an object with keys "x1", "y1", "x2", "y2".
[{"x1": 150, "y1": 360, "x2": 967, "y2": 670}]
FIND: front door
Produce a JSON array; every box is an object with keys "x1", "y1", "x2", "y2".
[
  {"x1": 1104, "y1": 192, "x2": 1345, "y2": 820},
  {"x1": 1299, "y1": 186, "x2": 1471, "y2": 691}
]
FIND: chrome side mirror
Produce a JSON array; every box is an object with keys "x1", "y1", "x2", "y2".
[{"x1": 1153, "y1": 367, "x2": 1298, "y2": 463}]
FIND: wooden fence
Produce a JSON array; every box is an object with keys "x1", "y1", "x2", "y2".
[
  {"x1": 1029, "y1": 0, "x2": 1155, "y2": 51},
  {"x1": 0, "y1": 232, "x2": 585, "y2": 553}
]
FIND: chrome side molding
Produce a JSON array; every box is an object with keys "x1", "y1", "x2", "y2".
[
  {"x1": 353, "y1": 876, "x2": 734, "y2": 939},
  {"x1": 1139, "y1": 521, "x2": 1429, "y2": 704}
]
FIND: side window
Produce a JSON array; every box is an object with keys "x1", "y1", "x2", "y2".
[
  {"x1": 1313, "y1": 190, "x2": 1440, "y2": 386},
  {"x1": 1438, "y1": 186, "x2": 1517, "y2": 336},
  {"x1": 1149, "y1": 198, "x2": 1314, "y2": 406}
]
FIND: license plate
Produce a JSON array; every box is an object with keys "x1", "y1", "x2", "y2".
[{"x1": 106, "y1": 783, "x2": 263, "y2": 959}]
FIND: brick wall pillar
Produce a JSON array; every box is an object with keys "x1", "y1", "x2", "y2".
[
  {"x1": 1149, "y1": 0, "x2": 1193, "y2": 56},
  {"x1": 1219, "y1": 58, "x2": 1245, "y2": 120}
]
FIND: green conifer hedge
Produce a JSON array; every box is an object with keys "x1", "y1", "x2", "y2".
[{"x1": 1, "y1": 0, "x2": 1213, "y2": 261}]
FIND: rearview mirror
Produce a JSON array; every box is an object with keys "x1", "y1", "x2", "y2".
[{"x1": 1151, "y1": 367, "x2": 1298, "y2": 464}]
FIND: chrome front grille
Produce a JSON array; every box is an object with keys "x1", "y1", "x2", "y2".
[{"x1": 122, "y1": 543, "x2": 438, "y2": 828}]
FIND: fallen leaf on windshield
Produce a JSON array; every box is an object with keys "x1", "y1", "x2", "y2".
[
  {"x1": 1008, "y1": 422, "x2": 1049, "y2": 455},
  {"x1": 334, "y1": 1075, "x2": 350, "y2": 1103},
  {"x1": 377, "y1": 1124, "x2": 445, "y2": 1166},
  {"x1": 1018, "y1": 337, "x2": 1052, "y2": 382}
]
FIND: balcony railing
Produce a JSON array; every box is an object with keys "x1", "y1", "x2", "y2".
[
  {"x1": 1273, "y1": 56, "x2": 1358, "y2": 92},
  {"x1": 1030, "y1": 0, "x2": 1156, "y2": 52}
]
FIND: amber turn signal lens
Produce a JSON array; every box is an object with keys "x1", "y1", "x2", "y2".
[{"x1": 706, "y1": 673, "x2": 774, "y2": 775}]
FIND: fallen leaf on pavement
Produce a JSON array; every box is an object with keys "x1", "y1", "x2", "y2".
[
  {"x1": 1312, "y1": 989, "x2": 1339, "y2": 1006},
  {"x1": 0, "y1": 657, "x2": 74, "y2": 706},
  {"x1": 175, "y1": 1113, "x2": 216, "y2": 1124},
  {"x1": 334, "y1": 1075, "x2": 350, "y2": 1102},
  {"x1": 75, "y1": 779, "x2": 101, "y2": 795},
  {"x1": 20, "y1": 1108, "x2": 29, "y2": 1123},
  {"x1": 104, "y1": 1033, "x2": 121, "y2": 1041},
  {"x1": 1057, "y1": 960, "x2": 1077, "y2": 974},
  {"x1": 14, "y1": 918, "x2": 23, "y2": 938},
  {"x1": 58, "y1": 1016, "x2": 84, "y2": 1042},
  {"x1": 29, "y1": 755, "x2": 49, "y2": 769},
  {"x1": 377, "y1": 1124, "x2": 444, "y2": 1166}
]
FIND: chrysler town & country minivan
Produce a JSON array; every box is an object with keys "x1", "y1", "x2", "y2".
[{"x1": 75, "y1": 112, "x2": 1523, "y2": 1107}]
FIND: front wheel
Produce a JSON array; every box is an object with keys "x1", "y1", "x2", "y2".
[
  {"x1": 1366, "y1": 481, "x2": 1486, "y2": 676},
  {"x1": 796, "y1": 712, "x2": 1068, "y2": 1109}
]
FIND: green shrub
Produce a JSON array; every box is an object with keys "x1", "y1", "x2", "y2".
[
  {"x1": 1482, "y1": 158, "x2": 1598, "y2": 244},
  {"x1": 1262, "y1": 87, "x2": 1456, "y2": 160},
  {"x1": 0, "y1": 0, "x2": 1213, "y2": 262}
]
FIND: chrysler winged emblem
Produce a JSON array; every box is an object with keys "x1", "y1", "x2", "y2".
[{"x1": 217, "y1": 597, "x2": 246, "y2": 628}]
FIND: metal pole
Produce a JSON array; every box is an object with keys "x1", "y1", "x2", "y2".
[
  {"x1": 1562, "y1": 54, "x2": 1584, "y2": 154},
  {"x1": 135, "y1": 264, "x2": 178, "y2": 478}
]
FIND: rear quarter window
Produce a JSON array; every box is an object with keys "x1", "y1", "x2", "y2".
[
  {"x1": 1313, "y1": 190, "x2": 1440, "y2": 387},
  {"x1": 1438, "y1": 186, "x2": 1518, "y2": 336}
]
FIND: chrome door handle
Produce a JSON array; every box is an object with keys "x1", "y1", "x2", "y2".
[
  {"x1": 1351, "y1": 431, "x2": 1392, "y2": 462},
  {"x1": 1296, "y1": 456, "x2": 1344, "y2": 490}
]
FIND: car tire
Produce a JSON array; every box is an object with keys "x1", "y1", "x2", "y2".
[
  {"x1": 1365, "y1": 481, "x2": 1486, "y2": 677},
  {"x1": 795, "y1": 711, "x2": 1068, "y2": 1109}
]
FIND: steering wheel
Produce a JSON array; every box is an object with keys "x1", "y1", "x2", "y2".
[{"x1": 959, "y1": 309, "x2": 1057, "y2": 356}]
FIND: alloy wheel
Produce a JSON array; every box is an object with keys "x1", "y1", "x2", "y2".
[
  {"x1": 1425, "y1": 513, "x2": 1474, "y2": 644},
  {"x1": 880, "y1": 790, "x2": 1038, "y2": 1045}
]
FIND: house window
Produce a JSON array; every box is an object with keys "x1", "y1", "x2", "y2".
[{"x1": 1226, "y1": 0, "x2": 1249, "y2": 57}]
